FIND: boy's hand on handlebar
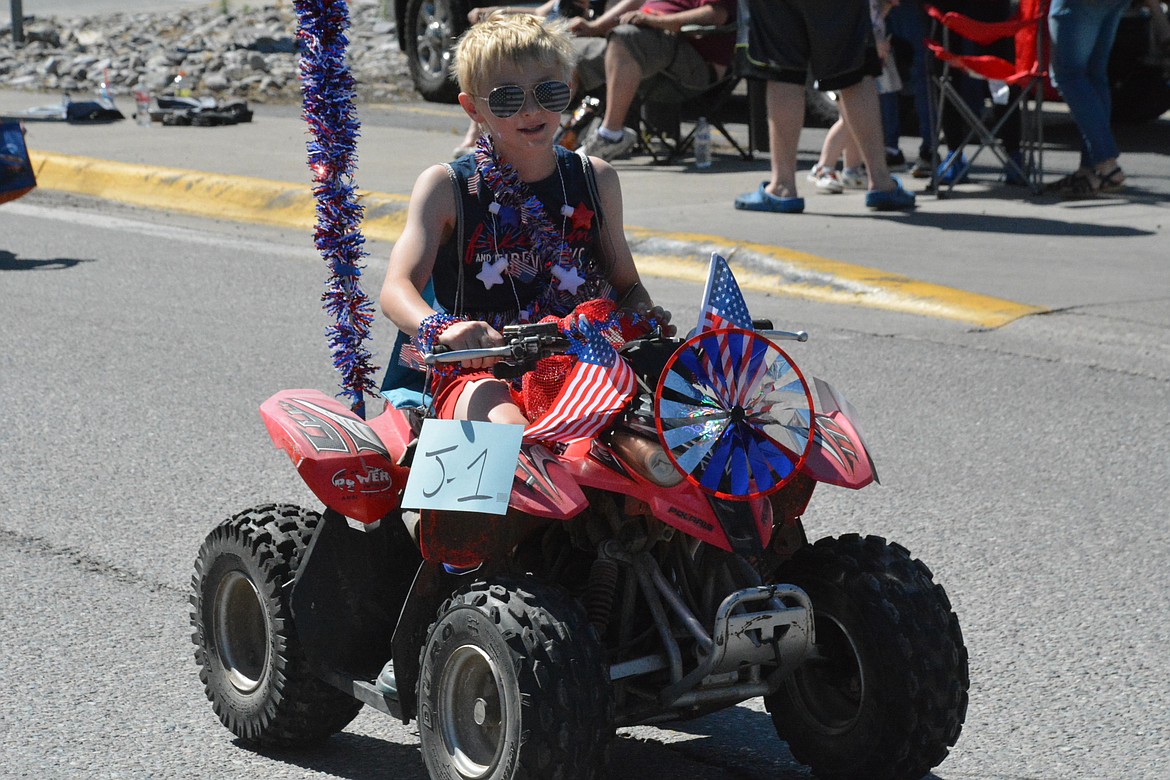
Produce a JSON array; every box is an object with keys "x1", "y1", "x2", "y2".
[
  {"x1": 646, "y1": 305, "x2": 675, "y2": 337},
  {"x1": 627, "y1": 302, "x2": 675, "y2": 337},
  {"x1": 439, "y1": 320, "x2": 505, "y2": 369}
]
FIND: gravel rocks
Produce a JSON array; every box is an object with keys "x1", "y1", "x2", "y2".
[{"x1": 0, "y1": 0, "x2": 417, "y2": 105}]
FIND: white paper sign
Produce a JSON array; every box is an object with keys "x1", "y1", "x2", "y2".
[{"x1": 401, "y1": 420, "x2": 524, "y2": 515}]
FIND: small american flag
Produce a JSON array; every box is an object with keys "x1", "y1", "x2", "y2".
[
  {"x1": 695, "y1": 253, "x2": 755, "y2": 398},
  {"x1": 525, "y1": 317, "x2": 636, "y2": 443},
  {"x1": 697, "y1": 253, "x2": 753, "y2": 334}
]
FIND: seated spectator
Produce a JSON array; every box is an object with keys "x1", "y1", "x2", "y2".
[
  {"x1": 734, "y1": 0, "x2": 915, "y2": 213},
  {"x1": 571, "y1": 0, "x2": 736, "y2": 161}
]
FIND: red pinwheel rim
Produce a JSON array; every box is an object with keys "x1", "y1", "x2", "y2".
[{"x1": 653, "y1": 327, "x2": 816, "y2": 501}]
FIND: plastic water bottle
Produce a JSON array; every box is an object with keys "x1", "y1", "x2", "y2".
[
  {"x1": 134, "y1": 90, "x2": 152, "y2": 127},
  {"x1": 693, "y1": 117, "x2": 712, "y2": 169}
]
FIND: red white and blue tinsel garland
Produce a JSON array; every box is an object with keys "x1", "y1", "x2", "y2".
[{"x1": 295, "y1": 0, "x2": 378, "y2": 418}]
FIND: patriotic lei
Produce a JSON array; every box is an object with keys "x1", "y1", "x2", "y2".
[{"x1": 473, "y1": 136, "x2": 588, "y2": 320}]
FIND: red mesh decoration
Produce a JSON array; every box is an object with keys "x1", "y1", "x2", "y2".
[
  {"x1": 522, "y1": 354, "x2": 574, "y2": 420},
  {"x1": 518, "y1": 299, "x2": 652, "y2": 420}
]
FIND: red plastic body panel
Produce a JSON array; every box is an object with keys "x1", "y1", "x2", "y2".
[
  {"x1": 510, "y1": 442, "x2": 590, "y2": 519},
  {"x1": 560, "y1": 438, "x2": 772, "y2": 552},
  {"x1": 367, "y1": 405, "x2": 415, "y2": 463},
  {"x1": 799, "y1": 378, "x2": 877, "y2": 490},
  {"x1": 802, "y1": 411, "x2": 875, "y2": 489},
  {"x1": 260, "y1": 390, "x2": 408, "y2": 524}
]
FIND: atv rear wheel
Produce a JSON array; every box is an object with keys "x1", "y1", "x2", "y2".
[
  {"x1": 190, "y1": 503, "x2": 363, "y2": 746},
  {"x1": 418, "y1": 579, "x2": 611, "y2": 780},
  {"x1": 766, "y1": 534, "x2": 968, "y2": 780}
]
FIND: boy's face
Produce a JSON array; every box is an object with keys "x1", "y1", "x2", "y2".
[{"x1": 459, "y1": 58, "x2": 568, "y2": 158}]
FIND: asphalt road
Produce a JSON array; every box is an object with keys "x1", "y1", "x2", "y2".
[{"x1": 1, "y1": 185, "x2": 1168, "y2": 779}]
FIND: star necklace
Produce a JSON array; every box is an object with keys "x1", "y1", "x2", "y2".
[{"x1": 473, "y1": 136, "x2": 585, "y2": 320}]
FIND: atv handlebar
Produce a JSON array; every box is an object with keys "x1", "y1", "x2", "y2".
[
  {"x1": 424, "y1": 321, "x2": 572, "y2": 378},
  {"x1": 422, "y1": 320, "x2": 807, "y2": 376},
  {"x1": 424, "y1": 345, "x2": 515, "y2": 364},
  {"x1": 757, "y1": 329, "x2": 808, "y2": 342}
]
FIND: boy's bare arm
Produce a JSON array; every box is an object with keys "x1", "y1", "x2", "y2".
[
  {"x1": 380, "y1": 165, "x2": 506, "y2": 368},
  {"x1": 590, "y1": 158, "x2": 674, "y2": 331},
  {"x1": 620, "y1": 3, "x2": 729, "y2": 34},
  {"x1": 380, "y1": 164, "x2": 455, "y2": 335},
  {"x1": 569, "y1": 0, "x2": 642, "y2": 35}
]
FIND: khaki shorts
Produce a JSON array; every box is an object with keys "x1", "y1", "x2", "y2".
[{"x1": 575, "y1": 26, "x2": 714, "y2": 99}]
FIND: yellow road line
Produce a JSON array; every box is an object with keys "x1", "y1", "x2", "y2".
[
  {"x1": 29, "y1": 151, "x2": 1045, "y2": 328},
  {"x1": 627, "y1": 229, "x2": 1047, "y2": 329}
]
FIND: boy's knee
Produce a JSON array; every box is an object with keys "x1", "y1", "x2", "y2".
[{"x1": 455, "y1": 378, "x2": 526, "y2": 424}]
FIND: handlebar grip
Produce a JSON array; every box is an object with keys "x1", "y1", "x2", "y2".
[
  {"x1": 424, "y1": 345, "x2": 514, "y2": 364},
  {"x1": 492, "y1": 362, "x2": 529, "y2": 380}
]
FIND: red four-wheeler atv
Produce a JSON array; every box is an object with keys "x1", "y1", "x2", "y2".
[{"x1": 191, "y1": 283, "x2": 969, "y2": 780}]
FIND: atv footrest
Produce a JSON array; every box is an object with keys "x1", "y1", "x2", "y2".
[{"x1": 317, "y1": 668, "x2": 404, "y2": 719}]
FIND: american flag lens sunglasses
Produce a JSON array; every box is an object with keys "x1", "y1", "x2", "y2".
[{"x1": 481, "y1": 80, "x2": 572, "y2": 118}]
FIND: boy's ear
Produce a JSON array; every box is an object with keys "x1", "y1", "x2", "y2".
[{"x1": 458, "y1": 92, "x2": 483, "y2": 123}]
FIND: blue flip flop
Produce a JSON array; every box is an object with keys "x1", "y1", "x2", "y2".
[{"x1": 734, "y1": 182, "x2": 804, "y2": 213}]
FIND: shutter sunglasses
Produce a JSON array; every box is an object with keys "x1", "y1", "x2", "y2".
[{"x1": 477, "y1": 80, "x2": 572, "y2": 118}]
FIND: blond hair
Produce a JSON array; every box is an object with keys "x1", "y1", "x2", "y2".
[{"x1": 453, "y1": 12, "x2": 575, "y2": 98}]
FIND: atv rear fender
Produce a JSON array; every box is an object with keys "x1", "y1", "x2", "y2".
[{"x1": 260, "y1": 389, "x2": 411, "y2": 524}]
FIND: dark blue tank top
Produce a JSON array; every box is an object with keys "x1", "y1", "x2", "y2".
[{"x1": 432, "y1": 145, "x2": 611, "y2": 326}]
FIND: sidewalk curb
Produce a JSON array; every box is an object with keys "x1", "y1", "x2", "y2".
[
  {"x1": 30, "y1": 151, "x2": 1047, "y2": 329},
  {"x1": 30, "y1": 150, "x2": 410, "y2": 240}
]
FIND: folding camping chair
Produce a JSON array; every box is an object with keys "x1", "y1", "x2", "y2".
[
  {"x1": 924, "y1": 0, "x2": 1051, "y2": 195},
  {"x1": 636, "y1": 24, "x2": 752, "y2": 165}
]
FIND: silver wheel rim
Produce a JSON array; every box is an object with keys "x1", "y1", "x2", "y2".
[
  {"x1": 213, "y1": 570, "x2": 270, "y2": 694},
  {"x1": 789, "y1": 613, "x2": 866, "y2": 735},
  {"x1": 414, "y1": 1, "x2": 455, "y2": 83},
  {"x1": 439, "y1": 644, "x2": 506, "y2": 778}
]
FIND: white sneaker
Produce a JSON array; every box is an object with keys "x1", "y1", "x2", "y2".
[
  {"x1": 840, "y1": 166, "x2": 867, "y2": 190},
  {"x1": 580, "y1": 127, "x2": 638, "y2": 162},
  {"x1": 806, "y1": 164, "x2": 844, "y2": 194}
]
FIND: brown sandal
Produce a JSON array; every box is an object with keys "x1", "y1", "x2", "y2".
[
  {"x1": 1048, "y1": 170, "x2": 1099, "y2": 199},
  {"x1": 1097, "y1": 166, "x2": 1126, "y2": 193}
]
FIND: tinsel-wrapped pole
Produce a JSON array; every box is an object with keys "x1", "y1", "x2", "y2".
[{"x1": 294, "y1": 0, "x2": 378, "y2": 418}]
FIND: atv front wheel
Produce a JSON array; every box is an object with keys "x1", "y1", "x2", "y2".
[
  {"x1": 766, "y1": 534, "x2": 969, "y2": 780},
  {"x1": 190, "y1": 503, "x2": 363, "y2": 746},
  {"x1": 418, "y1": 579, "x2": 611, "y2": 780}
]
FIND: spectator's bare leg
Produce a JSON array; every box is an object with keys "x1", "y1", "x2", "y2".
[
  {"x1": 837, "y1": 76, "x2": 896, "y2": 192},
  {"x1": 460, "y1": 118, "x2": 481, "y2": 148},
  {"x1": 600, "y1": 39, "x2": 643, "y2": 134},
  {"x1": 765, "y1": 80, "x2": 805, "y2": 198},
  {"x1": 818, "y1": 117, "x2": 850, "y2": 170}
]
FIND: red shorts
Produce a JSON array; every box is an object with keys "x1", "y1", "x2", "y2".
[{"x1": 431, "y1": 372, "x2": 523, "y2": 419}]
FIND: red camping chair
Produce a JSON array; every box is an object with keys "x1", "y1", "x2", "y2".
[{"x1": 925, "y1": 0, "x2": 1051, "y2": 195}]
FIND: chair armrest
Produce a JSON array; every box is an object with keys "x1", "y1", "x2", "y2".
[{"x1": 925, "y1": 4, "x2": 1037, "y2": 46}]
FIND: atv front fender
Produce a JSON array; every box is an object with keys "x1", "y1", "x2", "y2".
[{"x1": 261, "y1": 389, "x2": 410, "y2": 524}]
